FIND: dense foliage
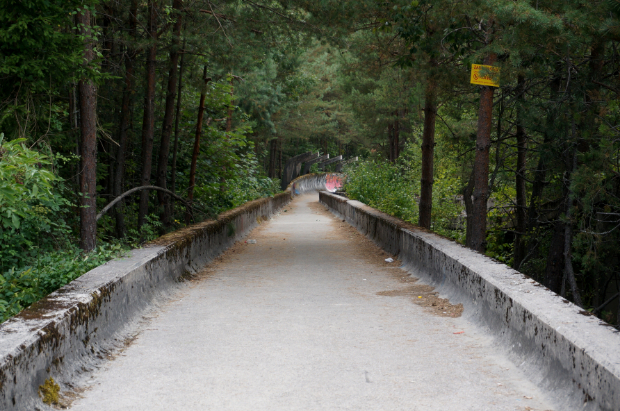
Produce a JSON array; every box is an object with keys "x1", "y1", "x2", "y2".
[{"x1": 2, "y1": 0, "x2": 620, "y2": 327}]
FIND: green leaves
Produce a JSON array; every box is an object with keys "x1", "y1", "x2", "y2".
[
  {"x1": 0, "y1": 244, "x2": 126, "y2": 323},
  {"x1": 0, "y1": 133, "x2": 71, "y2": 270}
]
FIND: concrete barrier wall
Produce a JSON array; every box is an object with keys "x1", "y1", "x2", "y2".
[
  {"x1": 0, "y1": 174, "x2": 331, "y2": 410},
  {"x1": 320, "y1": 191, "x2": 620, "y2": 411}
]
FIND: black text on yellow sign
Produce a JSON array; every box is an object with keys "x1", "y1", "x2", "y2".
[{"x1": 470, "y1": 64, "x2": 501, "y2": 87}]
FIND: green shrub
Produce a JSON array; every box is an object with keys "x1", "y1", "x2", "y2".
[
  {"x1": 0, "y1": 243, "x2": 126, "y2": 322},
  {"x1": 0, "y1": 134, "x2": 72, "y2": 271},
  {"x1": 343, "y1": 144, "x2": 465, "y2": 240}
]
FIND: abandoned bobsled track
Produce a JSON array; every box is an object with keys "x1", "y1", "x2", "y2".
[{"x1": 0, "y1": 174, "x2": 618, "y2": 411}]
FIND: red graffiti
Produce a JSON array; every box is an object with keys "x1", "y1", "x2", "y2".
[{"x1": 326, "y1": 174, "x2": 343, "y2": 192}]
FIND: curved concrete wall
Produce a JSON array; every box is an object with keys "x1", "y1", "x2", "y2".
[
  {"x1": 0, "y1": 174, "x2": 333, "y2": 410},
  {"x1": 320, "y1": 191, "x2": 620, "y2": 411}
]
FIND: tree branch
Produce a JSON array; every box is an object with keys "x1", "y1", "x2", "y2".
[{"x1": 96, "y1": 185, "x2": 205, "y2": 221}]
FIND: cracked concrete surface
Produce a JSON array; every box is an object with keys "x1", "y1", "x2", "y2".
[{"x1": 69, "y1": 193, "x2": 555, "y2": 411}]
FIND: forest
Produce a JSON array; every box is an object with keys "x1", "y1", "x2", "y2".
[{"x1": 1, "y1": 0, "x2": 620, "y2": 327}]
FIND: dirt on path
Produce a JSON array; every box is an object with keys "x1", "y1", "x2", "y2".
[{"x1": 68, "y1": 193, "x2": 555, "y2": 411}]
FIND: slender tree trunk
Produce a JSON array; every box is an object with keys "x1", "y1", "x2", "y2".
[
  {"x1": 387, "y1": 123, "x2": 394, "y2": 162},
  {"x1": 138, "y1": 0, "x2": 158, "y2": 231},
  {"x1": 419, "y1": 78, "x2": 437, "y2": 229},
  {"x1": 268, "y1": 138, "x2": 277, "y2": 178},
  {"x1": 170, "y1": 39, "x2": 186, "y2": 197},
  {"x1": 186, "y1": 67, "x2": 209, "y2": 224},
  {"x1": 221, "y1": 74, "x2": 234, "y2": 193},
  {"x1": 469, "y1": 52, "x2": 497, "y2": 252},
  {"x1": 226, "y1": 74, "x2": 234, "y2": 133},
  {"x1": 545, "y1": 222, "x2": 565, "y2": 293},
  {"x1": 114, "y1": 0, "x2": 138, "y2": 238},
  {"x1": 563, "y1": 121, "x2": 583, "y2": 307},
  {"x1": 526, "y1": 65, "x2": 562, "y2": 269},
  {"x1": 514, "y1": 75, "x2": 528, "y2": 269},
  {"x1": 114, "y1": 50, "x2": 133, "y2": 238},
  {"x1": 464, "y1": 168, "x2": 475, "y2": 245},
  {"x1": 156, "y1": 0, "x2": 183, "y2": 228},
  {"x1": 278, "y1": 138, "x2": 283, "y2": 179},
  {"x1": 78, "y1": 10, "x2": 98, "y2": 252},
  {"x1": 394, "y1": 115, "x2": 400, "y2": 160}
]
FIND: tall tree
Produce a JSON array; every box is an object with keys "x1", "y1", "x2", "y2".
[
  {"x1": 78, "y1": 7, "x2": 98, "y2": 251},
  {"x1": 156, "y1": 0, "x2": 183, "y2": 227},
  {"x1": 419, "y1": 74, "x2": 437, "y2": 229},
  {"x1": 138, "y1": 0, "x2": 159, "y2": 231},
  {"x1": 469, "y1": 46, "x2": 497, "y2": 252},
  {"x1": 186, "y1": 67, "x2": 210, "y2": 224},
  {"x1": 114, "y1": 0, "x2": 138, "y2": 238}
]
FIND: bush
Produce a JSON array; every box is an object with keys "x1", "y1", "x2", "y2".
[
  {"x1": 0, "y1": 134, "x2": 72, "y2": 271},
  {"x1": 343, "y1": 144, "x2": 465, "y2": 240},
  {"x1": 0, "y1": 243, "x2": 126, "y2": 322}
]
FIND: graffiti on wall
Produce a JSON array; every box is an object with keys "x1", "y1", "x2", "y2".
[{"x1": 325, "y1": 174, "x2": 344, "y2": 192}]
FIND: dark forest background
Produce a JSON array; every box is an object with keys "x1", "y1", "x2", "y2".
[{"x1": 2, "y1": 0, "x2": 620, "y2": 327}]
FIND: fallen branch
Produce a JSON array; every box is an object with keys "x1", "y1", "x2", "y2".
[
  {"x1": 96, "y1": 185, "x2": 205, "y2": 221},
  {"x1": 200, "y1": 9, "x2": 237, "y2": 22}
]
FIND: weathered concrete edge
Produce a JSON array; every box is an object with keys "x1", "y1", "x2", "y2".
[
  {"x1": 0, "y1": 174, "x2": 330, "y2": 410},
  {"x1": 319, "y1": 191, "x2": 620, "y2": 411}
]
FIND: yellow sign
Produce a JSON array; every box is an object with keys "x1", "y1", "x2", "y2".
[{"x1": 471, "y1": 64, "x2": 500, "y2": 87}]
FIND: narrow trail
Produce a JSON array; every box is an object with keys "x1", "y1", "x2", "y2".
[{"x1": 69, "y1": 193, "x2": 554, "y2": 411}]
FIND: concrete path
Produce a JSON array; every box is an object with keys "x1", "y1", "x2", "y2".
[{"x1": 69, "y1": 193, "x2": 555, "y2": 411}]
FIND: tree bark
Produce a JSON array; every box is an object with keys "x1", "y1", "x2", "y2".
[
  {"x1": 419, "y1": 78, "x2": 437, "y2": 229},
  {"x1": 514, "y1": 75, "x2": 528, "y2": 269},
  {"x1": 138, "y1": 0, "x2": 158, "y2": 231},
  {"x1": 469, "y1": 52, "x2": 497, "y2": 252},
  {"x1": 268, "y1": 138, "x2": 277, "y2": 178},
  {"x1": 78, "y1": 10, "x2": 98, "y2": 252},
  {"x1": 156, "y1": 0, "x2": 183, "y2": 228},
  {"x1": 464, "y1": 168, "x2": 475, "y2": 245},
  {"x1": 114, "y1": 0, "x2": 138, "y2": 239},
  {"x1": 278, "y1": 138, "x2": 283, "y2": 179},
  {"x1": 170, "y1": 38, "x2": 186, "y2": 198},
  {"x1": 393, "y1": 112, "x2": 400, "y2": 161},
  {"x1": 387, "y1": 123, "x2": 394, "y2": 162},
  {"x1": 563, "y1": 122, "x2": 583, "y2": 307},
  {"x1": 545, "y1": 222, "x2": 565, "y2": 293},
  {"x1": 113, "y1": 49, "x2": 134, "y2": 239},
  {"x1": 186, "y1": 67, "x2": 210, "y2": 224}
]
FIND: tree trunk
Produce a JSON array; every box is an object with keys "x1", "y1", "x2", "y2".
[
  {"x1": 114, "y1": 0, "x2": 138, "y2": 239},
  {"x1": 393, "y1": 112, "x2": 400, "y2": 161},
  {"x1": 468, "y1": 52, "x2": 497, "y2": 252},
  {"x1": 545, "y1": 222, "x2": 565, "y2": 293},
  {"x1": 186, "y1": 66, "x2": 209, "y2": 224},
  {"x1": 114, "y1": 50, "x2": 134, "y2": 239},
  {"x1": 278, "y1": 138, "x2": 283, "y2": 179},
  {"x1": 387, "y1": 123, "x2": 394, "y2": 162},
  {"x1": 78, "y1": 10, "x2": 98, "y2": 252},
  {"x1": 156, "y1": 0, "x2": 183, "y2": 228},
  {"x1": 268, "y1": 138, "x2": 277, "y2": 178},
  {"x1": 514, "y1": 75, "x2": 528, "y2": 269},
  {"x1": 464, "y1": 168, "x2": 475, "y2": 245},
  {"x1": 419, "y1": 79, "x2": 437, "y2": 229},
  {"x1": 563, "y1": 122, "x2": 583, "y2": 307},
  {"x1": 138, "y1": 0, "x2": 158, "y2": 231},
  {"x1": 170, "y1": 38, "x2": 186, "y2": 198}
]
